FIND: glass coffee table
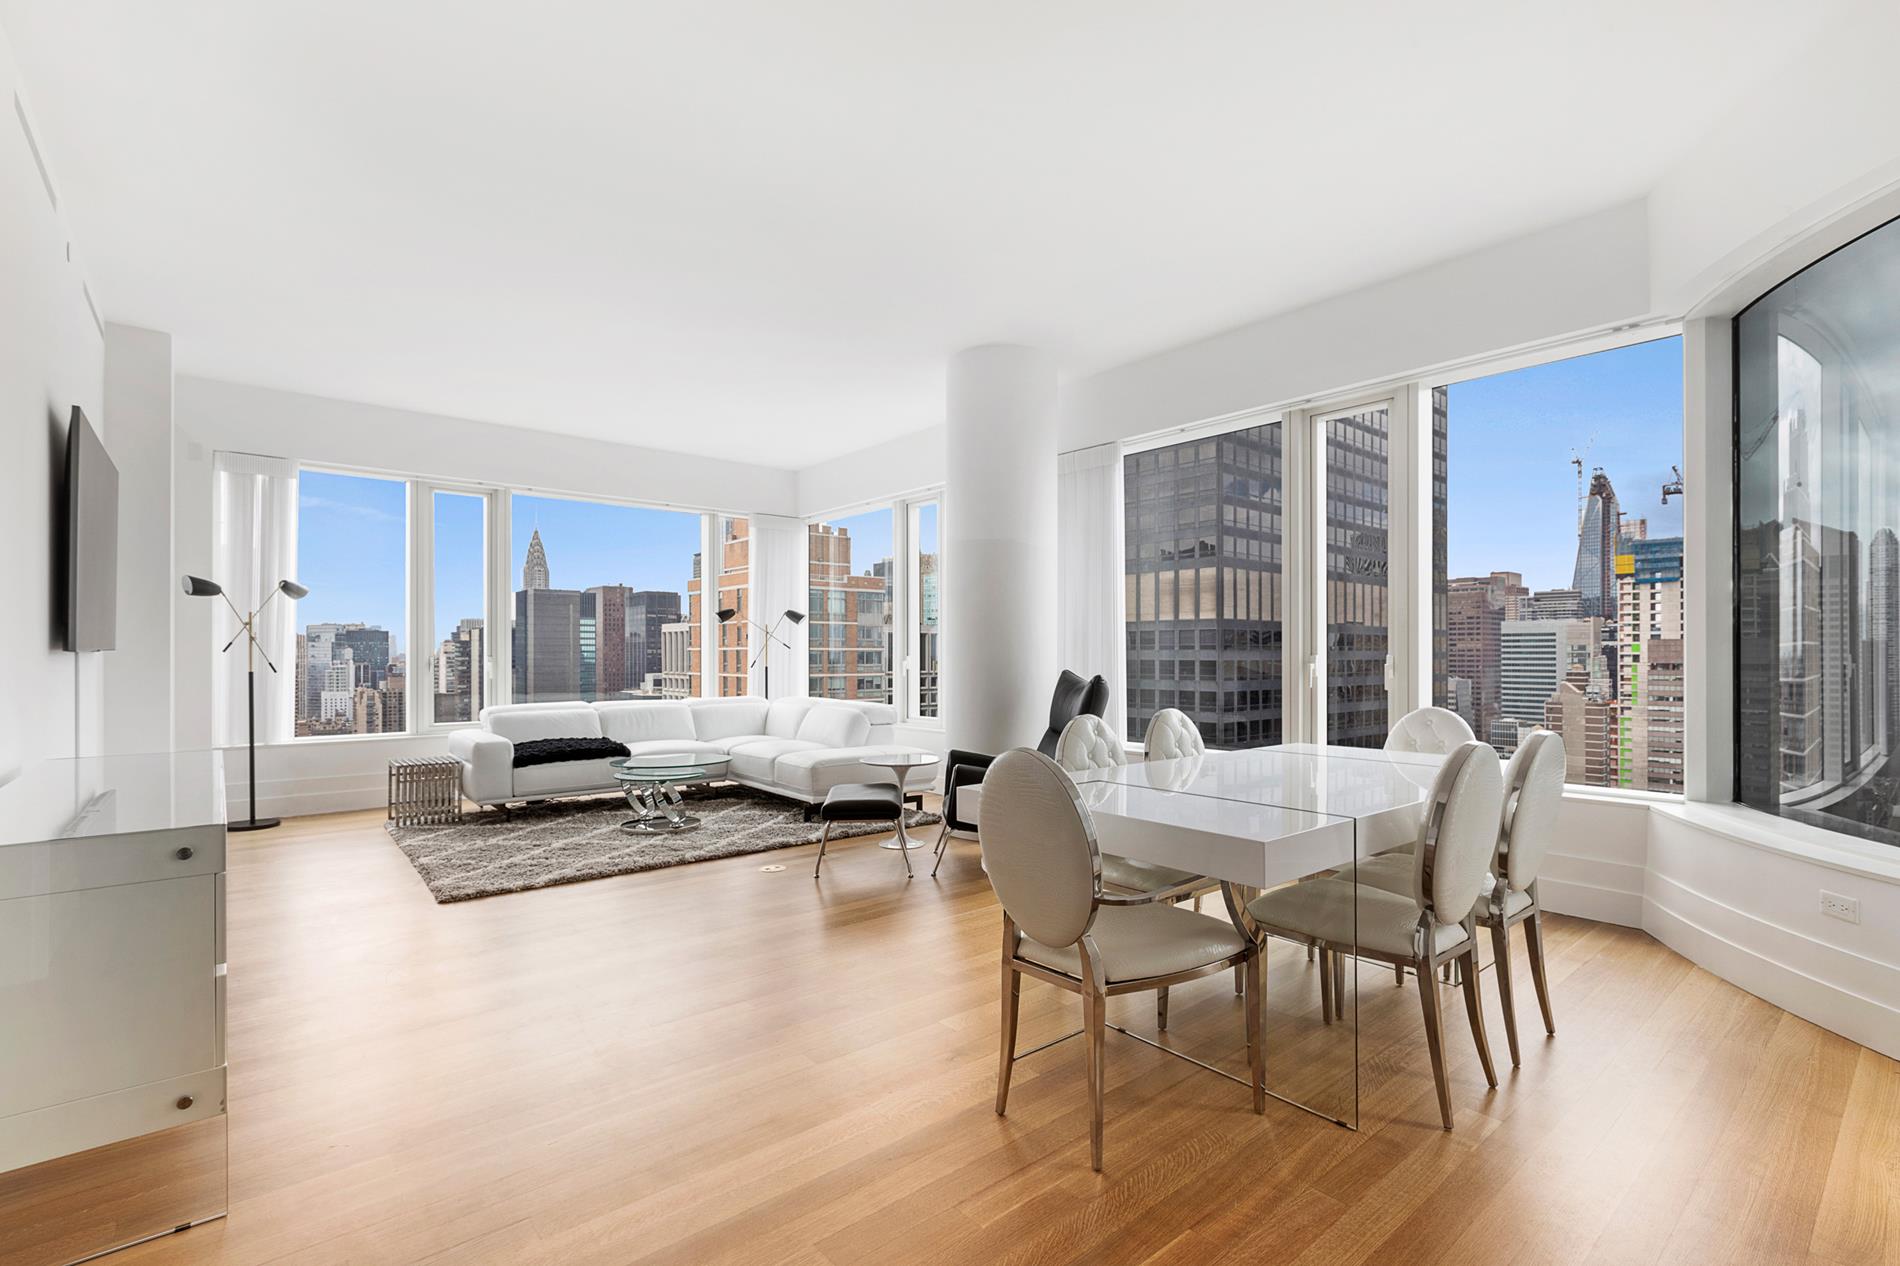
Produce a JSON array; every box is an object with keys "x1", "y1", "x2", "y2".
[{"x1": 610, "y1": 754, "x2": 730, "y2": 834}]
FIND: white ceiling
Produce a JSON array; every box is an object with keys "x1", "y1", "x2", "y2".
[{"x1": 0, "y1": 1, "x2": 1851, "y2": 469}]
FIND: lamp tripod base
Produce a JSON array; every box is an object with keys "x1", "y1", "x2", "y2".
[{"x1": 228, "y1": 816, "x2": 282, "y2": 832}]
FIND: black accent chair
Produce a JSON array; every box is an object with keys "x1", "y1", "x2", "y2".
[{"x1": 943, "y1": 670, "x2": 1110, "y2": 832}]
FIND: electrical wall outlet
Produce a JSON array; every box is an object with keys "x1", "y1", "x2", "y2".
[{"x1": 1820, "y1": 891, "x2": 1860, "y2": 925}]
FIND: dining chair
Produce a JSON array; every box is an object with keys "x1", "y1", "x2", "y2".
[
  {"x1": 1352, "y1": 730, "x2": 1565, "y2": 1064},
  {"x1": 1385, "y1": 705, "x2": 1476, "y2": 755},
  {"x1": 984, "y1": 748, "x2": 1262, "y2": 1171},
  {"x1": 1245, "y1": 740, "x2": 1504, "y2": 1130},
  {"x1": 1056, "y1": 714, "x2": 1223, "y2": 1026},
  {"x1": 1143, "y1": 707, "x2": 1206, "y2": 760}
]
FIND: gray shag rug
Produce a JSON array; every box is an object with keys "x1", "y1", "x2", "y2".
[{"x1": 385, "y1": 786, "x2": 941, "y2": 903}]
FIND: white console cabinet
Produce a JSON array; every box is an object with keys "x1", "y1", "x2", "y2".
[{"x1": 0, "y1": 752, "x2": 228, "y2": 1265}]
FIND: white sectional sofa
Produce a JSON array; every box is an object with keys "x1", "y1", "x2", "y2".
[{"x1": 447, "y1": 696, "x2": 928, "y2": 811}]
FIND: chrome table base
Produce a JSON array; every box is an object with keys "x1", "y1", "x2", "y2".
[{"x1": 620, "y1": 780, "x2": 700, "y2": 834}]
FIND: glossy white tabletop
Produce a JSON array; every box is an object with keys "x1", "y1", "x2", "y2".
[
  {"x1": 0, "y1": 751, "x2": 226, "y2": 847},
  {"x1": 1078, "y1": 779, "x2": 1351, "y2": 888},
  {"x1": 1074, "y1": 745, "x2": 1443, "y2": 820}
]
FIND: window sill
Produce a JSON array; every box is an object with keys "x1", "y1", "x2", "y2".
[
  {"x1": 229, "y1": 732, "x2": 447, "y2": 752},
  {"x1": 1652, "y1": 800, "x2": 1900, "y2": 885},
  {"x1": 1560, "y1": 784, "x2": 1683, "y2": 809}
]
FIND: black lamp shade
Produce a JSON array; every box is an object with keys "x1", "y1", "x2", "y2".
[
  {"x1": 783, "y1": 609, "x2": 806, "y2": 625},
  {"x1": 181, "y1": 575, "x2": 222, "y2": 598},
  {"x1": 279, "y1": 580, "x2": 310, "y2": 599},
  {"x1": 716, "y1": 607, "x2": 738, "y2": 622}
]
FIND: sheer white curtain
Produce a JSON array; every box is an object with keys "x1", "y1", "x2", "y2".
[
  {"x1": 211, "y1": 453, "x2": 299, "y2": 746},
  {"x1": 749, "y1": 513, "x2": 809, "y2": 699},
  {"x1": 1057, "y1": 442, "x2": 1127, "y2": 741}
]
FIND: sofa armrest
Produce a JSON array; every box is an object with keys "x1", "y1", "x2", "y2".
[{"x1": 448, "y1": 729, "x2": 515, "y2": 804}]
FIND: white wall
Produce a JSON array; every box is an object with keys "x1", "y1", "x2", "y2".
[
  {"x1": 0, "y1": 33, "x2": 104, "y2": 782},
  {"x1": 796, "y1": 423, "x2": 944, "y2": 518},
  {"x1": 170, "y1": 376, "x2": 802, "y2": 818},
  {"x1": 102, "y1": 324, "x2": 174, "y2": 755}
]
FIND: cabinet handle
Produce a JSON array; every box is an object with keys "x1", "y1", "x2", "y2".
[
  {"x1": 175, "y1": 847, "x2": 194, "y2": 861},
  {"x1": 175, "y1": 1095, "x2": 194, "y2": 1110}
]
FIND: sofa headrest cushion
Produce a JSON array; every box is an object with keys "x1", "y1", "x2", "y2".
[
  {"x1": 596, "y1": 702, "x2": 697, "y2": 745},
  {"x1": 795, "y1": 705, "x2": 871, "y2": 748},
  {"x1": 486, "y1": 706, "x2": 603, "y2": 744}
]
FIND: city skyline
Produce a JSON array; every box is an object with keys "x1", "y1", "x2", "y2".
[{"x1": 1447, "y1": 335, "x2": 1683, "y2": 589}]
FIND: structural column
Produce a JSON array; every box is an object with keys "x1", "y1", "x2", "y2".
[{"x1": 944, "y1": 345, "x2": 1058, "y2": 755}]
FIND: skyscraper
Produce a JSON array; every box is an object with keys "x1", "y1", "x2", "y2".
[
  {"x1": 1447, "y1": 571, "x2": 1522, "y2": 738},
  {"x1": 1617, "y1": 537, "x2": 1686, "y2": 790},
  {"x1": 1871, "y1": 528, "x2": 1899, "y2": 753},
  {"x1": 1123, "y1": 423, "x2": 1283, "y2": 748},
  {"x1": 1572, "y1": 469, "x2": 1621, "y2": 619},
  {"x1": 627, "y1": 590, "x2": 683, "y2": 692},
  {"x1": 1499, "y1": 617, "x2": 1602, "y2": 732},
  {"x1": 587, "y1": 585, "x2": 631, "y2": 698},
  {"x1": 522, "y1": 529, "x2": 550, "y2": 590}
]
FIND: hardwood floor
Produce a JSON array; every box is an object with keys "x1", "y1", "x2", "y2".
[{"x1": 113, "y1": 801, "x2": 1898, "y2": 1266}]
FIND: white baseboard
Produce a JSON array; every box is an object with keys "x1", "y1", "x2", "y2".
[
  {"x1": 1643, "y1": 878, "x2": 1900, "y2": 1061},
  {"x1": 1537, "y1": 847, "x2": 1645, "y2": 927}
]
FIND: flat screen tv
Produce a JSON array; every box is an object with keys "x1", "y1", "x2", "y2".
[{"x1": 65, "y1": 406, "x2": 118, "y2": 652}]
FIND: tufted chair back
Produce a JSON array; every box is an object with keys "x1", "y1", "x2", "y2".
[
  {"x1": 1055, "y1": 714, "x2": 1125, "y2": 775},
  {"x1": 1499, "y1": 729, "x2": 1565, "y2": 893},
  {"x1": 1385, "y1": 706, "x2": 1476, "y2": 756},
  {"x1": 980, "y1": 749, "x2": 1101, "y2": 948},
  {"x1": 1144, "y1": 708, "x2": 1205, "y2": 760},
  {"x1": 1407, "y1": 740, "x2": 1505, "y2": 923}
]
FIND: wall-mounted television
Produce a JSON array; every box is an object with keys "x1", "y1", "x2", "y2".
[{"x1": 65, "y1": 406, "x2": 118, "y2": 652}]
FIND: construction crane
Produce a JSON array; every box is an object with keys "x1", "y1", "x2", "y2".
[
  {"x1": 1569, "y1": 432, "x2": 1597, "y2": 531},
  {"x1": 1661, "y1": 465, "x2": 1684, "y2": 505}
]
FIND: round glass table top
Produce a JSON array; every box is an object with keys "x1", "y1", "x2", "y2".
[
  {"x1": 609, "y1": 754, "x2": 731, "y2": 782},
  {"x1": 859, "y1": 752, "x2": 941, "y2": 771}
]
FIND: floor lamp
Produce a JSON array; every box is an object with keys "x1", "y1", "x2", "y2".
[
  {"x1": 183, "y1": 574, "x2": 308, "y2": 832},
  {"x1": 716, "y1": 607, "x2": 805, "y2": 698}
]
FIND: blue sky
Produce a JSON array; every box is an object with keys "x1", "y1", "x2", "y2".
[{"x1": 1447, "y1": 335, "x2": 1683, "y2": 590}]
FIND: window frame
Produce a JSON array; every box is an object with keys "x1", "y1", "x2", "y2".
[
  {"x1": 284, "y1": 462, "x2": 756, "y2": 742},
  {"x1": 1113, "y1": 319, "x2": 1688, "y2": 796},
  {"x1": 803, "y1": 488, "x2": 946, "y2": 727}
]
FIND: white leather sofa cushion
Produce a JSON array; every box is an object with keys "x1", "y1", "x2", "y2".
[
  {"x1": 773, "y1": 746, "x2": 920, "y2": 799},
  {"x1": 726, "y1": 737, "x2": 823, "y2": 783},
  {"x1": 485, "y1": 706, "x2": 602, "y2": 744},
  {"x1": 690, "y1": 698, "x2": 773, "y2": 741},
  {"x1": 795, "y1": 706, "x2": 871, "y2": 748},
  {"x1": 622, "y1": 739, "x2": 729, "y2": 762},
  {"x1": 514, "y1": 758, "x2": 627, "y2": 797},
  {"x1": 595, "y1": 701, "x2": 697, "y2": 746},
  {"x1": 1017, "y1": 903, "x2": 1248, "y2": 984},
  {"x1": 765, "y1": 698, "x2": 818, "y2": 738}
]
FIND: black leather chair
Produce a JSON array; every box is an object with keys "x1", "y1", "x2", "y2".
[{"x1": 943, "y1": 670, "x2": 1110, "y2": 832}]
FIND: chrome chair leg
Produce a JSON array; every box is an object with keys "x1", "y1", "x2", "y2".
[
  {"x1": 929, "y1": 819, "x2": 952, "y2": 877},
  {"x1": 894, "y1": 813, "x2": 912, "y2": 878},
  {"x1": 1524, "y1": 911, "x2": 1557, "y2": 1035},
  {"x1": 1489, "y1": 919, "x2": 1521, "y2": 1067}
]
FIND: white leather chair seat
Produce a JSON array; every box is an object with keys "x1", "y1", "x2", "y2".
[
  {"x1": 958, "y1": 784, "x2": 982, "y2": 826},
  {"x1": 725, "y1": 737, "x2": 822, "y2": 782},
  {"x1": 1101, "y1": 855, "x2": 1200, "y2": 893},
  {"x1": 1348, "y1": 850, "x2": 1533, "y2": 922},
  {"x1": 1017, "y1": 902, "x2": 1247, "y2": 985},
  {"x1": 1248, "y1": 879, "x2": 1471, "y2": 959}
]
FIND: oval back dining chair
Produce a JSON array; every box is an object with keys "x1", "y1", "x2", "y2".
[
  {"x1": 1481, "y1": 728, "x2": 1565, "y2": 1065},
  {"x1": 982, "y1": 748, "x2": 1260, "y2": 1171},
  {"x1": 1385, "y1": 705, "x2": 1476, "y2": 755},
  {"x1": 1144, "y1": 707, "x2": 1206, "y2": 760},
  {"x1": 1246, "y1": 739, "x2": 1505, "y2": 1129}
]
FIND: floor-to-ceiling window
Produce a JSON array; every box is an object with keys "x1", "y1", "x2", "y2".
[
  {"x1": 1737, "y1": 213, "x2": 1900, "y2": 845},
  {"x1": 1123, "y1": 423, "x2": 1283, "y2": 748},
  {"x1": 429, "y1": 490, "x2": 487, "y2": 724},
  {"x1": 509, "y1": 494, "x2": 702, "y2": 703},
  {"x1": 1434, "y1": 336, "x2": 1685, "y2": 789},
  {"x1": 911, "y1": 500, "x2": 942, "y2": 719},
  {"x1": 711, "y1": 516, "x2": 751, "y2": 697},
  {"x1": 293, "y1": 469, "x2": 409, "y2": 737},
  {"x1": 808, "y1": 507, "x2": 895, "y2": 703},
  {"x1": 1320, "y1": 405, "x2": 1393, "y2": 748}
]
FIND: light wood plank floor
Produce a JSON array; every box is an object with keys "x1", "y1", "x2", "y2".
[{"x1": 116, "y1": 802, "x2": 1898, "y2": 1266}]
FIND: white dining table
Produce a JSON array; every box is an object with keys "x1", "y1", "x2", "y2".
[
  {"x1": 1071, "y1": 743, "x2": 1446, "y2": 890},
  {"x1": 1067, "y1": 741, "x2": 1450, "y2": 1128}
]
